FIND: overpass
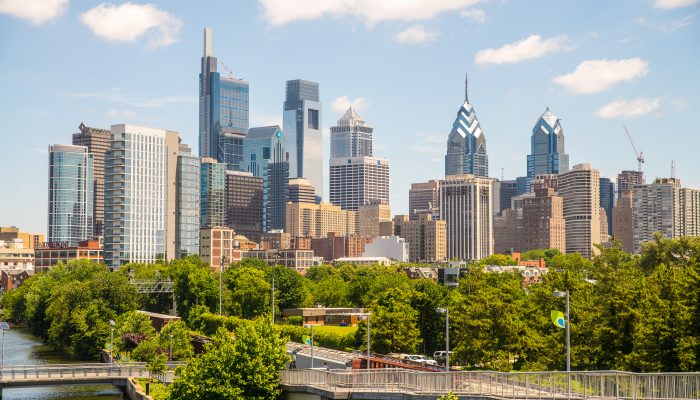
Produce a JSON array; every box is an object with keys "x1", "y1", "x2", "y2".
[
  {"x1": 0, "y1": 363, "x2": 177, "y2": 394},
  {"x1": 281, "y1": 368, "x2": 700, "y2": 399}
]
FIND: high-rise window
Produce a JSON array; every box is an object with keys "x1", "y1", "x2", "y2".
[{"x1": 308, "y1": 109, "x2": 319, "y2": 129}]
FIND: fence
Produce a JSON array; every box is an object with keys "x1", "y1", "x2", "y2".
[{"x1": 280, "y1": 369, "x2": 700, "y2": 399}]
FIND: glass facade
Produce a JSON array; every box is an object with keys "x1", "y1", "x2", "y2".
[
  {"x1": 330, "y1": 107, "x2": 373, "y2": 158},
  {"x1": 48, "y1": 145, "x2": 94, "y2": 246},
  {"x1": 200, "y1": 159, "x2": 226, "y2": 228},
  {"x1": 445, "y1": 73, "x2": 488, "y2": 178},
  {"x1": 242, "y1": 126, "x2": 289, "y2": 232},
  {"x1": 176, "y1": 146, "x2": 200, "y2": 257},
  {"x1": 524, "y1": 107, "x2": 569, "y2": 191},
  {"x1": 283, "y1": 79, "x2": 323, "y2": 200},
  {"x1": 600, "y1": 177, "x2": 615, "y2": 236}
]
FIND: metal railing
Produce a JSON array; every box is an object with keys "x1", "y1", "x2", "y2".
[
  {"x1": 0, "y1": 362, "x2": 182, "y2": 384},
  {"x1": 129, "y1": 280, "x2": 174, "y2": 293},
  {"x1": 280, "y1": 369, "x2": 700, "y2": 399}
]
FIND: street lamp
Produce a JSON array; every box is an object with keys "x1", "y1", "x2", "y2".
[
  {"x1": 108, "y1": 320, "x2": 116, "y2": 366},
  {"x1": 219, "y1": 255, "x2": 227, "y2": 316},
  {"x1": 271, "y1": 264, "x2": 276, "y2": 324},
  {"x1": 436, "y1": 307, "x2": 450, "y2": 372},
  {"x1": 553, "y1": 290, "x2": 571, "y2": 398},
  {"x1": 303, "y1": 324, "x2": 315, "y2": 368},
  {"x1": 169, "y1": 333, "x2": 173, "y2": 361}
]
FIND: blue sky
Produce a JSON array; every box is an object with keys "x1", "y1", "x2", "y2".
[{"x1": 1, "y1": 0, "x2": 699, "y2": 235}]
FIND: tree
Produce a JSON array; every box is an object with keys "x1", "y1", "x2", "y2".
[
  {"x1": 169, "y1": 318, "x2": 289, "y2": 400},
  {"x1": 224, "y1": 266, "x2": 271, "y2": 319},
  {"x1": 475, "y1": 254, "x2": 518, "y2": 266},
  {"x1": 355, "y1": 288, "x2": 422, "y2": 354},
  {"x1": 147, "y1": 353, "x2": 168, "y2": 380},
  {"x1": 438, "y1": 393, "x2": 458, "y2": 400},
  {"x1": 312, "y1": 275, "x2": 351, "y2": 307},
  {"x1": 170, "y1": 257, "x2": 219, "y2": 322},
  {"x1": 113, "y1": 310, "x2": 156, "y2": 354},
  {"x1": 266, "y1": 265, "x2": 309, "y2": 310},
  {"x1": 157, "y1": 320, "x2": 194, "y2": 361}
]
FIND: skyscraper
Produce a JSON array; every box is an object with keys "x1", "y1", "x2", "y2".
[
  {"x1": 600, "y1": 177, "x2": 615, "y2": 235},
  {"x1": 617, "y1": 170, "x2": 644, "y2": 196},
  {"x1": 558, "y1": 163, "x2": 601, "y2": 258},
  {"x1": 199, "y1": 28, "x2": 249, "y2": 170},
  {"x1": 445, "y1": 74, "x2": 488, "y2": 178},
  {"x1": 72, "y1": 123, "x2": 110, "y2": 237},
  {"x1": 47, "y1": 144, "x2": 94, "y2": 246},
  {"x1": 525, "y1": 107, "x2": 569, "y2": 190},
  {"x1": 439, "y1": 174, "x2": 493, "y2": 260},
  {"x1": 329, "y1": 108, "x2": 390, "y2": 212},
  {"x1": 200, "y1": 158, "x2": 226, "y2": 228},
  {"x1": 103, "y1": 125, "x2": 179, "y2": 269},
  {"x1": 523, "y1": 188, "x2": 566, "y2": 253},
  {"x1": 408, "y1": 180, "x2": 440, "y2": 220},
  {"x1": 287, "y1": 178, "x2": 316, "y2": 204},
  {"x1": 225, "y1": 170, "x2": 264, "y2": 242},
  {"x1": 283, "y1": 79, "x2": 323, "y2": 200},
  {"x1": 242, "y1": 125, "x2": 289, "y2": 232},
  {"x1": 175, "y1": 144, "x2": 200, "y2": 258},
  {"x1": 612, "y1": 190, "x2": 634, "y2": 253},
  {"x1": 358, "y1": 200, "x2": 391, "y2": 238}
]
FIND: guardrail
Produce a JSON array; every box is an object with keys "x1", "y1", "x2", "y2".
[
  {"x1": 280, "y1": 369, "x2": 700, "y2": 399},
  {"x1": 0, "y1": 362, "x2": 182, "y2": 384}
]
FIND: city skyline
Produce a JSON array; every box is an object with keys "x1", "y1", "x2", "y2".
[{"x1": 1, "y1": 0, "x2": 699, "y2": 234}]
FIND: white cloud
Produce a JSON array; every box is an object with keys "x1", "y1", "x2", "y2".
[
  {"x1": 474, "y1": 35, "x2": 570, "y2": 66},
  {"x1": 553, "y1": 58, "x2": 649, "y2": 94},
  {"x1": 393, "y1": 25, "x2": 438, "y2": 44},
  {"x1": 595, "y1": 98, "x2": 661, "y2": 118},
  {"x1": 65, "y1": 89, "x2": 196, "y2": 108},
  {"x1": 80, "y1": 3, "x2": 182, "y2": 48},
  {"x1": 0, "y1": 0, "x2": 67, "y2": 24},
  {"x1": 259, "y1": 0, "x2": 482, "y2": 26},
  {"x1": 106, "y1": 109, "x2": 137, "y2": 119},
  {"x1": 331, "y1": 96, "x2": 369, "y2": 114},
  {"x1": 653, "y1": 0, "x2": 698, "y2": 9},
  {"x1": 460, "y1": 8, "x2": 486, "y2": 23},
  {"x1": 636, "y1": 13, "x2": 697, "y2": 32}
]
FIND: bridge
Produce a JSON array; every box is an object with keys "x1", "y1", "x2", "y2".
[
  {"x1": 129, "y1": 280, "x2": 174, "y2": 293},
  {"x1": 281, "y1": 369, "x2": 700, "y2": 399},
  {"x1": 0, "y1": 363, "x2": 177, "y2": 393}
]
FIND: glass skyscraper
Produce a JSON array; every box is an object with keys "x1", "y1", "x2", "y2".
[
  {"x1": 330, "y1": 107, "x2": 373, "y2": 158},
  {"x1": 283, "y1": 79, "x2": 323, "y2": 201},
  {"x1": 524, "y1": 107, "x2": 569, "y2": 191},
  {"x1": 176, "y1": 144, "x2": 200, "y2": 257},
  {"x1": 47, "y1": 144, "x2": 94, "y2": 246},
  {"x1": 242, "y1": 125, "x2": 289, "y2": 232},
  {"x1": 200, "y1": 158, "x2": 226, "y2": 228},
  {"x1": 445, "y1": 74, "x2": 488, "y2": 178},
  {"x1": 199, "y1": 28, "x2": 249, "y2": 171},
  {"x1": 600, "y1": 177, "x2": 615, "y2": 236}
]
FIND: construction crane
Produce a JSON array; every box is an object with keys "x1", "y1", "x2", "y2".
[
  {"x1": 623, "y1": 125, "x2": 644, "y2": 173},
  {"x1": 220, "y1": 61, "x2": 235, "y2": 79}
]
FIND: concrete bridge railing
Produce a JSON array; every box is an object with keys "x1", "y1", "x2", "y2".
[{"x1": 281, "y1": 368, "x2": 700, "y2": 399}]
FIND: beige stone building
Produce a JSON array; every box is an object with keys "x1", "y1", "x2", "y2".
[
  {"x1": 0, "y1": 227, "x2": 44, "y2": 250},
  {"x1": 612, "y1": 190, "x2": 634, "y2": 253},
  {"x1": 358, "y1": 201, "x2": 391, "y2": 238},
  {"x1": 199, "y1": 226, "x2": 244, "y2": 270},
  {"x1": 395, "y1": 214, "x2": 447, "y2": 263},
  {"x1": 522, "y1": 188, "x2": 565, "y2": 253},
  {"x1": 286, "y1": 202, "x2": 358, "y2": 238},
  {"x1": 557, "y1": 163, "x2": 601, "y2": 258},
  {"x1": 409, "y1": 180, "x2": 440, "y2": 219}
]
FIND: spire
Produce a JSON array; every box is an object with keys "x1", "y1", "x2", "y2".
[
  {"x1": 464, "y1": 72, "x2": 469, "y2": 103},
  {"x1": 204, "y1": 28, "x2": 212, "y2": 57}
]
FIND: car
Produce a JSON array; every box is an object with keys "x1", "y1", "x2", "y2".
[
  {"x1": 405, "y1": 354, "x2": 438, "y2": 366},
  {"x1": 433, "y1": 351, "x2": 453, "y2": 364}
]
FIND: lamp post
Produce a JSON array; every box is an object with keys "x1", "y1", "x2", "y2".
[
  {"x1": 436, "y1": 307, "x2": 450, "y2": 372},
  {"x1": 553, "y1": 290, "x2": 570, "y2": 398},
  {"x1": 169, "y1": 333, "x2": 173, "y2": 361},
  {"x1": 219, "y1": 255, "x2": 227, "y2": 316},
  {"x1": 108, "y1": 319, "x2": 115, "y2": 366},
  {"x1": 271, "y1": 264, "x2": 276, "y2": 324}
]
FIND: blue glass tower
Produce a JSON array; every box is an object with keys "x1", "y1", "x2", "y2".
[
  {"x1": 445, "y1": 74, "x2": 488, "y2": 178},
  {"x1": 199, "y1": 28, "x2": 249, "y2": 171},
  {"x1": 600, "y1": 177, "x2": 615, "y2": 235},
  {"x1": 524, "y1": 107, "x2": 569, "y2": 191},
  {"x1": 242, "y1": 126, "x2": 289, "y2": 232},
  {"x1": 200, "y1": 158, "x2": 226, "y2": 228},
  {"x1": 48, "y1": 144, "x2": 94, "y2": 246}
]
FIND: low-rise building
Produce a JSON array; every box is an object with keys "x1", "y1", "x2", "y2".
[
  {"x1": 260, "y1": 230, "x2": 291, "y2": 250},
  {"x1": 335, "y1": 256, "x2": 392, "y2": 266},
  {"x1": 34, "y1": 239, "x2": 103, "y2": 271},
  {"x1": 394, "y1": 214, "x2": 447, "y2": 263},
  {"x1": 1, "y1": 269, "x2": 34, "y2": 293},
  {"x1": 310, "y1": 233, "x2": 372, "y2": 261},
  {"x1": 362, "y1": 236, "x2": 409, "y2": 262},
  {"x1": 244, "y1": 249, "x2": 318, "y2": 274},
  {"x1": 483, "y1": 265, "x2": 546, "y2": 287},
  {"x1": 0, "y1": 241, "x2": 34, "y2": 270},
  {"x1": 199, "y1": 227, "x2": 245, "y2": 270},
  {"x1": 282, "y1": 307, "x2": 368, "y2": 326},
  {"x1": 0, "y1": 227, "x2": 44, "y2": 250},
  {"x1": 402, "y1": 267, "x2": 438, "y2": 281}
]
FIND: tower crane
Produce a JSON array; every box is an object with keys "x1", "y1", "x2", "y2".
[
  {"x1": 220, "y1": 61, "x2": 235, "y2": 79},
  {"x1": 623, "y1": 125, "x2": 644, "y2": 173}
]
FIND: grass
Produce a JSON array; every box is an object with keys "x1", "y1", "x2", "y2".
[
  {"x1": 310, "y1": 325, "x2": 358, "y2": 335},
  {"x1": 135, "y1": 377, "x2": 170, "y2": 400}
]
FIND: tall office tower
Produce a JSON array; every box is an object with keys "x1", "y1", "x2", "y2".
[
  {"x1": 522, "y1": 188, "x2": 566, "y2": 253},
  {"x1": 200, "y1": 158, "x2": 226, "y2": 228},
  {"x1": 498, "y1": 180, "x2": 518, "y2": 214},
  {"x1": 557, "y1": 163, "x2": 601, "y2": 258},
  {"x1": 409, "y1": 180, "x2": 440, "y2": 220},
  {"x1": 633, "y1": 178, "x2": 680, "y2": 253},
  {"x1": 47, "y1": 144, "x2": 94, "y2": 246},
  {"x1": 104, "y1": 125, "x2": 179, "y2": 269},
  {"x1": 680, "y1": 187, "x2": 700, "y2": 237},
  {"x1": 600, "y1": 177, "x2": 615, "y2": 235},
  {"x1": 330, "y1": 107, "x2": 373, "y2": 158},
  {"x1": 599, "y1": 208, "x2": 610, "y2": 242},
  {"x1": 242, "y1": 126, "x2": 289, "y2": 232},
  {"x1": 445, "y1": 74, "x2": 488, "y2": 178},
  {"x1": 358, "y1": 200, "x2": 391, "y2": 238},
  {"x1": 493, "y1": 208, "x2": 523, "y2": 254},
  {"x1": 285, "y1": 202, "x2": 358, "y2": 238},
  {"x1": 283, "y1": 79, "x2": 323, "y2": 200},
  {"x1": 225, "y1": 171, "x2": 264, "y2": 242},
  {"x1": 524, "y1": 107, "x2": 569, "y2": 191},
  {"x1": 72, "y1": 123, "x2": 110, "y2": 237},
  {"x1": 439, "y1": 174, "x2": 493, "y2": 260},
  {"x1": 199, "y1": 28, "x2": 249, "y2": 170},
  {"x1": 329, "y1": 157, "x2": 389, "y2": 211},
  {"x1": 395, "y1": 214, "x2": 447, "y2": 263},
  {"x1": 288, "y1": 178, "x2": 316, "y2": 203},
  {"x1": 617, "y1": 170, "x2": 644, "y2": 196},
  {"x1": 175, "y1": 144, "x2": 200, "y2": 258},
  {"x1": 612, "y1": 190, "x2": 634, "y2": 253}
]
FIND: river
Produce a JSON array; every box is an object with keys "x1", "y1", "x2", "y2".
[{"x1": 2, "y1": 327, "x2": 123, "y2": 400}]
